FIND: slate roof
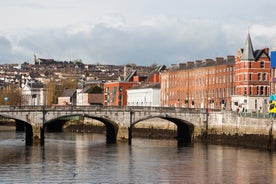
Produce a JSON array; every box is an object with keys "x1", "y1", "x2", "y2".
[
  {"x1": 61, "y1": 89, "x2": 76, "y2": 97},
  {"x1": 241, "y1": 33, "x2": 255, "y2": 61},
  {"x1": 124, "y1": 70, "x2": 137, "y2": 81},
  {"x1": 170, "y1": 56, "x2": 236, "y2": 72},
  {"x1": 128, "y1": 83, "x2": 160, "y2": 90},
  {"x1": 146, "y1": 65, "x2": 166, "y2": 82}
]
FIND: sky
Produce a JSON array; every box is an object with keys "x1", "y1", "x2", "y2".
[{"x1": 0, "y1": 0, "x2": 276, "y2": 66}]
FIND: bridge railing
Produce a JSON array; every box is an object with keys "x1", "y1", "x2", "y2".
[
  {"x1": 0, "y1": 105, "x2": 218, "y2": 113},
  {"x1": 238, "y1": 111, "x2": 271, "y2": 119}
]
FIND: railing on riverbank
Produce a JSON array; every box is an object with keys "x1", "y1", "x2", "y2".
[
  {"x1": 238, "y1": 111, "x2": 271, "y2": 119},
  {"x1": 0, "y1": 105, "x2": 273, "y2": 119}
]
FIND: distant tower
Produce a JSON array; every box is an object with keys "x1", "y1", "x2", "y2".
[{"x1": 33, "y1": 54, "x2": 37, "y2": 64}]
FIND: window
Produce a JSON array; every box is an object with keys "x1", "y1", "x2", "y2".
[
  {"x1": 249, "y1": 62, "x2": 252, "y2": 68},
  {"x1": 244, "y1": 87, "x2": 247, "y2": 95},
  {"x1": 249, "y1": 73, "x2": 252, "y2": 80},
  {"x1": 258, "y1": 73, "x2": 261, "y2": 81},
  {"x1": 249, "y1": 87, "x2": 252, "y2": 95},
  {"x1": 263, "y1": 73, "x2": 266, "y2": 81},
  {"x1": 260, "y1": 86, "x2": 264, "y2": 95},
  {"x1": 260, "y1": 61, "x2": 265, "y2": 68}
]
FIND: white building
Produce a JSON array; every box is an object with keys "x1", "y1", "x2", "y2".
[
  {"x1": 21, "y1": 81, "x2": 45, "y2": 106},
  {"x1": 127, "y1": 83, "x2": 160, "y2": 107},
  {"x1": 76, "y1": 89, "x2": 89, "y2": 106}
]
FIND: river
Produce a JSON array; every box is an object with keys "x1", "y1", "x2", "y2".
[{"x1": 0, "y1": 131, "x2": 276, "y2": 184}]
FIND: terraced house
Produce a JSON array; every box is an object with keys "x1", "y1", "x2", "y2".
[{"x1": 160, "y1": 34, "x2": 271, "y2": 112}]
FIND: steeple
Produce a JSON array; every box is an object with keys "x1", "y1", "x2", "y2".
[{"x1": 241, "y1": 33, "x2": 255, "y2": 61}]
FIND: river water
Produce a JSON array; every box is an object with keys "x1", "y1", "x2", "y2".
[{"x1": 0, "y1": 131, "x2": 276, "y2": 184}]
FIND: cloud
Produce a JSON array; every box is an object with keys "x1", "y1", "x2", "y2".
[
  {"x1": 2, "y1": 14, "x2": 275, "y2": 66},
  {"x1": 0, "y1": 36, "x2": 26, "y2": 63}
]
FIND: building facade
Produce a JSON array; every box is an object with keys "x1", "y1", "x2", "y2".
[
  {"x1": 104, "y1": 82, "x2": 138, "y2": 106},
  {"x1": 21, "y1": 81, "x2": 45, "y2": 106},
  {"x1": 160, "y1": 34, "x2": 270, "y2": 112},
  {"x1": 161, "y1": 57, "x2": 235, "y2": 109},
  {"x1": 127, "y1": 83, "x2": 160, "y2": 107},
  {"x1": 232, "y1": 34, "x2": 270, "y2": 112}
]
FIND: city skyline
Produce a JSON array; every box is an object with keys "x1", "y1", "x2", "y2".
[{"x1": 0, "y1": 0, "x2": 276, "y2": 65}]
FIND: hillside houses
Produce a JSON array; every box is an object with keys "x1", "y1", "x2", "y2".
[
  {"x1": 0, "y1": 56, "x2": 158, "y2": 106},
  {"x1": 0, "y1": 33, "x2": 275, "y2": 112}
]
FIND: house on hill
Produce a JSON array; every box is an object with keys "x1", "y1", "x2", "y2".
[
  {"x1": 76, "y1": 85, "x2": 104, "y2": 106},
  {"x1": 58, "y1": 89, "x2": 76, "y2": 105}
]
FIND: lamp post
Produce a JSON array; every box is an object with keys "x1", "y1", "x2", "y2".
[{"x1": 4, "y1": 97, "x2": 8, "y2": 106}]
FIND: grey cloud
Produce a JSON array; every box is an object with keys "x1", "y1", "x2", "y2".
[
  {"x1": 0, "y1": 36, "x2": 20, "y2": 63},
  {"x1": 5, "y1": 16, "x2": 270, "y2": 65}
]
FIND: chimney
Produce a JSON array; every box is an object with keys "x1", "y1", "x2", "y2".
[
  {"x1": 216, "y1": 57, "x2": 224, "y2": 64},
  {"x1": 187, "y1": 61, "x2": 195, "y2": 67},
  {"x1": 179, "y1": 63, "x2": 187, "y2": 69},
  {"x1": 205, "y1": 59, "x2": 214, "y2": 65},
  {"x1": 226, "y1": 55, "x2": 235, "y2": 62},
  {"x1": 195, "y1": 60, "x2": 202, "y2": 66}
]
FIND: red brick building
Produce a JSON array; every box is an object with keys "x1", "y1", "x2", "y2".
[
  {"x1": 104, "y1": 82, "x2": 138, "y2": 106},
  {"x1": 161, "y1": 57, "x2": 235, "y2": 109},
  {"x1": 232, "y1": 34, "x2": 270, "y2": 112},
  {"x1": 161, "y1": 34, "x2": 270, "y2": 112}
]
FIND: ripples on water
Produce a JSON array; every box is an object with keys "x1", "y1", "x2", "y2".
[{"x1": 0, "y1": 131, "x2": 276, "y2": 184}]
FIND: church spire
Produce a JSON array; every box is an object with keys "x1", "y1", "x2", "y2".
[{"x1": 241, "y1": 33, "x2": 255, "y2": 61}]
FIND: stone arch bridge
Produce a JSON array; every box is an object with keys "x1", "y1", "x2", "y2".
[{"x1": 0, "y1": 106, "x2": 214, "y2": 145}]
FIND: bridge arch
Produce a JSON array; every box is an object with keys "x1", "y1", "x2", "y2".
[
  {"x1": 44, "y1": 113, "x2": 119, "y2": 143},
  {"x1": 129, "y1": 115, "x2": 194, "y2": 144},
  {"x1": 0, "y1": 114, "x2": 34, "y2": 145}
]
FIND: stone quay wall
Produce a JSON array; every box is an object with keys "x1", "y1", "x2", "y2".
[{"x1": 197, "y1": 111, "x2": 275, "y2": 150}]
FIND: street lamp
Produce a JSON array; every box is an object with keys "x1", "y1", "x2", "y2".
[{"x1": 4, "y1": 97, "x2": 8, "y2": 106}]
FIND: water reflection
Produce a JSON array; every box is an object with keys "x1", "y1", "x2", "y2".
[{"x1": 0, "y1": 131, "x2": 276, "y2": 183}]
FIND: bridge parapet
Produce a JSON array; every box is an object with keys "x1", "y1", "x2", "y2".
[{"x1": 0, "y1": 105, "x2": 218, "y2": 145}]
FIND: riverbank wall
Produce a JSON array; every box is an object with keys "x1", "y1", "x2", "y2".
[
  {"x1": 63, "y1": 112, "x2": 276, "y2": 150},
  {"x1": 194, "y1": 111, "x2": 276, "y2": 150}
]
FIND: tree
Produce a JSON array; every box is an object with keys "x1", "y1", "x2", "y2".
[
  {"x1": 0, "y1": 84, "x2": 22, "y2": 106},
  {"x1": 46, "y1": 78, "x2": 78, "y2": 105}
]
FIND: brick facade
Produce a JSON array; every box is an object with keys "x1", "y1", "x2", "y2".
[
  {"x1": 104, "y1": 82, "x2": 138, "y2": 106},
  {"x1": 161, "y1": 34, "x2": 271, "y2": 112},
  {"x1": 161, "y1": 57, "x2": 235, "y2": 109}
]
